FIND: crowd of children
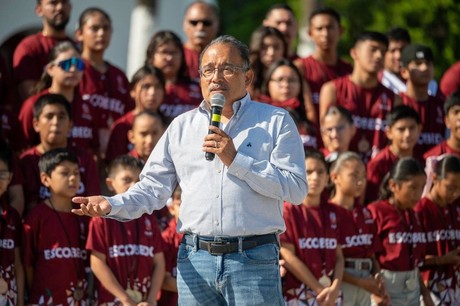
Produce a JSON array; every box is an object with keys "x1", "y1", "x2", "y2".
[{"x1": 2, "y1": 1, "x2": 460, "y2": 305}]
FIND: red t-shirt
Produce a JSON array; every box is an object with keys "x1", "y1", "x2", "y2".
[
  {"x1": 161, "y1": 80, "x2": 202, "y2": 124},
  {"x1": 86, "y1": 215, "x2": 164, "y2": 304},
  {"x1": 158, "y1": 218, "x2": 183, "y2": 306},
  {"x1": 333, "y1": 76, "x2": 396, "y2": 162},
  {"x1": 18, "y1": 89, "x2": 99, "y2": 151},
  {"x1": 183, "y1": 45, "x2": 200, "y2": 81},
  {"x1": 79, "y1": 61, "x2": 134, "y2": 129},
  {"x1": 424, "y1": 141, "x2": 460, "y2": 159},
  {"x1": 299, "y1": 55, "x2": 352, "y2": 114},
  {"x1": 415, "y1": 197, "x2": 458, "y2": 290},
  {"x1": 280, "y1": 201, "x2": 345, "y2": 293},
  {"x1": 105, "y1": 111, "x2": 135, "y2": 163},
  {"x1": 23, "y1": 202, "x2": 89, "y2": 305},
  {"x1": 366, "y1": 146, "x2": 398, "y2": 203},
  {"x1": 400, "y1": 92, "x2": 445, "y2": 158},
  {"x1": 0, "y1": 197, "x2": 22, "y2": 305},
  {"x1": 19, "y1": 146, "x2": 100, "y2": 213},
  {"x1": 440, "y1": 61, "x2": 460, "y2": 97},
  {"x1": 367, "y1": 199, "x2": 426, "y2": 271},
  {"x1": 333, "y1": 203, "x2": 380, "y2": 259},
  {"x1": 13, "y1": 33, "x2": 74, "y2": 83}
]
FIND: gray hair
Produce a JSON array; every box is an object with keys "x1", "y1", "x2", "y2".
[{"x1": 199, "y1": 35, "x2": 250, "y2": 69}]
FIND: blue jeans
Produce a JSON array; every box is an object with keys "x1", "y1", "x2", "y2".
[{"x1": 177, "y1": 241, "x2": 283, "y2": 306}]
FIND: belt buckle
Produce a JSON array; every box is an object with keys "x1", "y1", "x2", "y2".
[{"x1": 208, "y1": 237, "x2": 230, "y2": 255}]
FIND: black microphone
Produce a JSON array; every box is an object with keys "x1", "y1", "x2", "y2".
[{"x1": 205, "y1": 93, "x2": 226, "y2": 161}]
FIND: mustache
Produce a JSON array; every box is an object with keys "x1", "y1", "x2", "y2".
[
  {"x1": 195, "y1": 31, "x2": 207, "y2": 38},
  {"x1": 209, "y1": 84, "x2": 229, "y2": 92}
]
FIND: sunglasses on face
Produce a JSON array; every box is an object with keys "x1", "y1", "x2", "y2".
[
  {"x1": 189, "y1": 19, "x2": 213, "y2": 27},
  {"x1": 56, "y1": 57, "x2": 85, "y2": 72}
]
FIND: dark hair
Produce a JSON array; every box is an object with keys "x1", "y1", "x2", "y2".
[
  {"x1": 386, "y1": 27, "x2": 411, "y2": 43},
  {"x1": 146, "y1": 31, "x2": 189, "y2": 82},
  {"x1": 309, "y1": 7, "x2": 341, "y2": 25},
  {"x1": 386, "y1": 105, "x2": 421, "y2": 127},
  {"x1": 130, "y1": 64, "x2": 166, "y2": 91},
  {"x1": 434, "y1": 154, "x2": 460, "y2": 179},
  {"x1": 34, "y1": 41, "x2": 79, "y2": 93},
  {"x1": 329, "y1": 151, "x2": 363, "y2": 197},
  {"x1": 379, "y1": 157, "x2": 425, "y2": 200},
  {"x1": 354, "y1": 31, "x2": 389, "y2": 48},
  {"x1": 444, "y1": 90, "x2": 460, "y2": 114},
  {"x1": 265, "y1": 3, "x2": 295, "y2": 18},
  {"x1": 38, "y1": 148, "x2": 79, "y2": 176},
  {"x1": 107, "y1": 154, "x2": 144, "y2": 178},
  {"x1": 199, "y1": 35, "x2": 251, "y2": 71},
  {"x1": 261, "y1": 59, "x2": 304, "y2": 103},
  {"x1": 249, "y1": 26, "x2": 288, "y2": 92},
  {"x1": 305, "y1": 148, "x2": 327, "y2": 169},
  {"x1": 323, "y1": 105, "x2": 354, "y2": 125},
  {"x1": 0, "y1": 139, "x2": 13, "y2": 171},
  {"x1": 33, "y1": 93, "x2": 72, "y2": 119},
  {"x1": 77, "y1": 7, "x2": 112, "y2": 31},
  {"x1": 132, "y1": 109, "x2": 165, "y2": 129}
]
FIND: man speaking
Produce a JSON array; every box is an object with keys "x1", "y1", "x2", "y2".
[{"x1": 73, "y1": 35, "x2": 307, "y2": 305}]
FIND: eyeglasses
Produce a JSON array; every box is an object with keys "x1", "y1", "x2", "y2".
[
  {"x1": 56, "y1": 57, "x2": 85, "y2": 72},
  {"x1": 321, "y1": 124, "x2": 348, "y2": 135},
  {"x1": 0, "y1": 171, "x2": 11, "y2": 181},
  {"x1": 189, "y1": 19, "x2": 213, "y2": 27},
  {"x1": 270, "y1": 77, "x2": 299, "y2": 85},
  {"x1": 199, "y1": 65, "x2": 248, "y2": 79}
]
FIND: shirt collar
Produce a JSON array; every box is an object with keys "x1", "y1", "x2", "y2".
[{"x1": 199, "y1": 92, "x2": 251, "y2": 118}]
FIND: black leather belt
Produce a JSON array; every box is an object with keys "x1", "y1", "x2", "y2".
[
  {"x1": 344, "y1": 259, "x2": 372, "y2": 271},
  {"x1": 182, "y1": 233, "x2": 278, "y2": 255}
]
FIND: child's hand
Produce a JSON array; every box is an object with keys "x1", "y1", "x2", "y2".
[{"x1": 71, "y1": 195, "x2": 111, "y2": 216}]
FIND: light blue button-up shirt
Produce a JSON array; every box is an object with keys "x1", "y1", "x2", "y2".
[{"x1": 107, "y1": 93, "x2": 307, "y2": 236}]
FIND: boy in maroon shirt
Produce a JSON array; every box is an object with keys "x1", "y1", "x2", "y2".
[
  {"x1": 86, "y1": 155, "x2": 165, "y2": 305},
  {"x1": 400, "y1": 44, "x2": 445, "y2": 157},
  {"x1": 294, "y1": 7, "x2": 352, "y2": 125},
  {"x1": 19, "y1": 94, "x2": 100, "y2": 214},
  {"x1": 366, "y1": 105, "x2": 422, "y2": 203},
  {"x1": 320, "y1": 31, "x2": 400, "y2": 162},
  {"x1": 23, "y1": 148, "x2": 89, "y2": 305}
]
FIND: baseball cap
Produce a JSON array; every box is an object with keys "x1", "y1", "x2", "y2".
[{"x1": 401, "y1": 44, "x2": 434, "y2": 67}]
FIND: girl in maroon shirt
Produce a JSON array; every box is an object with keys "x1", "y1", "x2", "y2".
[
  {"x1": 415, "y1": 154, "x2": 460, "y2": 305},
  {"x1": 367, "y1": 157, "x2": 434, "y2": 306}
]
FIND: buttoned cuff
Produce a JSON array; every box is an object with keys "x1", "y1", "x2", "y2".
[{"x1": 227, "y1": 152, "x2": 252, "y2": 179}]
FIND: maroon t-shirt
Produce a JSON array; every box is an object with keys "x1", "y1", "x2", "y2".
[
  {"x1": 440, "y1": 61, "x2": 460, "y2": 97},
  {"x1": 18, "y1": 89, "x2": 99, "y2": 151},
  {"x1": 158, "y1": 218, "x2": 183, "y2": 306},
  {"x1": 333, "y1": 76, "x2": 396, "y2": 161},
  {"x1": 79, "y1": 60, "x2": 134, "y2": 129},
  {"x1": 23, "y1": 202, "x2": 89, "y2": 305},
  {"x1": 105, "y1": 111, "x2": 135, "y2": 163},
  {"x1": 0, "y1": 197, "x2": 22, "y2": 304},
  {"x1": 367, "y1": 199, "x2": 426, "y2": 271},
  {"x1": 400, "y1": 92, "x2": 445, "y2": 158},
  {"x1": 86, "y1": 215, "x2": 164, "y2": 304},
  {"x1": 183, "y1": 45, "x2": 200, "y2": 80},
  {"x1": 424, "y1": 141, "x2": 460, "y2": 159},
  {"x1": 299, "y1": 55, "x2": 352, "y2": 114},
  {"x1": 280, "y1": 201, "x2": 345, "y2": 294},
  {"x1": 161, "y1": 80, "x2": 202, "y2": 124},
  {"x1": 366, "y1": 146, "x2": 398, "y2": 203},
  {"x1": 334, "y1": 203, "x2": 380, "y2": 259},
  {"x1": 13, "y1": 33, "x2": 74, "y2": 83},
  {"x1": 415, "y1": 197, "x2": 458, "y2": 292},
  {"x1": 19, "y1": 146, "x2": 100, "y2": 213}
]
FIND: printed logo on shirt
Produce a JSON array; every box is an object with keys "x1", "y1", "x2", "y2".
[
  {"x1": 109, "y1": 244, "x2": 155, "y2": 258},
  {"x1": 81, "y1": 103, "x2": 93, "y2": 121},
  {"x1": 426, "y1": 229, "x2": 460, "y2": 242},
  {"x1": 362, "y1": 208, "x2": 374, "y2": 224},
  {"x1": 0, "y1": 239, "x2": 14, "y2": 249},
  {"x1": 298, "y1": 237, "x2": 337, "y2": 249},
  {"x1": 417, "y1": 132, "x2": 444, "y2": 145},
  {"x1": 83, "y1": 94, "x2": 126, "y2": 115},
  {"x1": 388, "y1": 232, "x2": 426, "y2": 244},
  {"x1": 312, "y1": 92, "x2": 320, "y2": 104},
  {"x1": 343, "y1": 234, "x2": 373, "y2": 248},
  {"x1": 44, "y1": 247, "x2": 87, "y2": 260},
  {"x1": 353, "y1": 116, "x2": 386, "y2": 131},
  {"x1": 117, "y1": 76, "x2": 128, "y2": 94},
  {"x1": 144, "y1": 219, "x2": 153, "y2": 237},
  {"x1": 329, "y1": 212, "x2": 337, "y2": 229},
  {"x1": 378, "y1": 93, "x2": 390, "y2": 111},
  {"x1": 71, "y1": 126, "x2": 93, "y2": 139}
]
